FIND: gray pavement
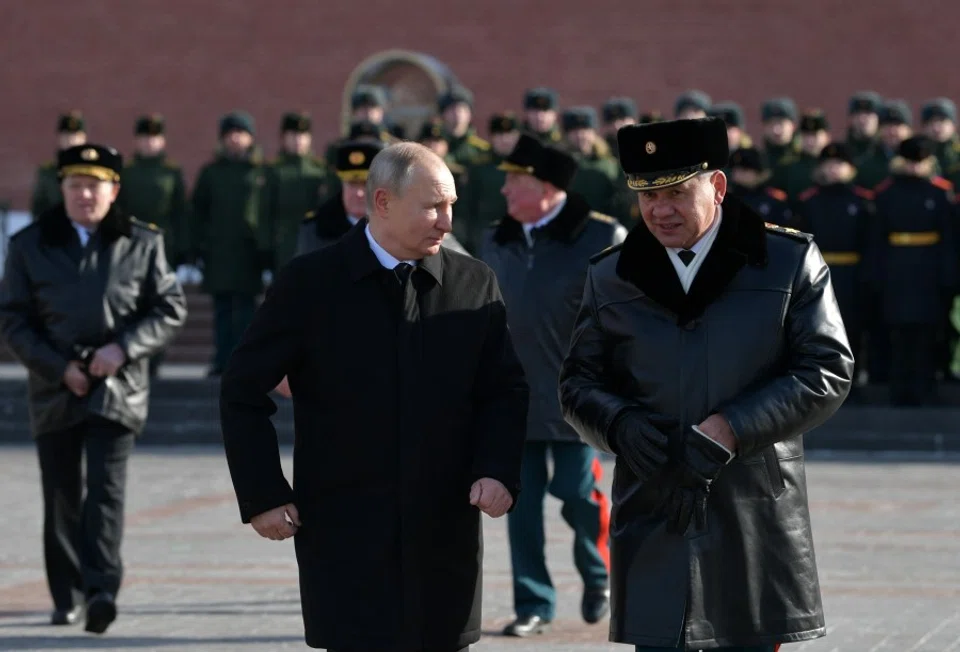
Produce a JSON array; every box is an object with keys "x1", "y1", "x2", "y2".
[{"x1": 1, "y1": 447, "x2": 959, "y2": 651}]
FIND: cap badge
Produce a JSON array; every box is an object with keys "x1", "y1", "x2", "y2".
[
  {"x1": 80, "y1": 148, "x2": 99, "y2": 161},
  {"x1": 645, "y1": 141, "x2": 657, "y2": 155},
  {"x1": 348, "y1": 151, "x2": 365, "y2": 166}
]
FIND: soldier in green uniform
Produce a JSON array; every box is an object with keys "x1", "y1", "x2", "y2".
[
  {"x1": 417, "y1": 118, "x2": 473, "y2": 252},
  {"x1": 438, "y1": 85, "x2": 492, "y2": 168},
  {"x1": 266, "y1": 112, "x2": 334, "y2": 269},
  {"x1": 31, "y1": 111, "x2": 88, "y2": 220},
  {"x1": 709, "y1": 101, "x2": 752, "y2": 180},
  {"x1": 760, "y1": 97, "x2": 801, "y2": 191},
  {"x1": 460, "y1": 112, "x2": 522, "y2": 254},
  {"x1": 780, "y1": 110, "x2": 832, "y2": 201},
  {"x1": 601, "y1": 97, "x2": 637, "y2": 159},
  {"x1": 189, "y1": 111, "x2": 272, "y2": 376},
  {"x1": 856, "y1": 100, "x2": 913, "y2": 190},
  {"x1": 846, "y1": 91, "x2": 881, "y2": 161},
  {"x1": 118, "y1": 114, "x2": 186, "y2": 268},
  {"x1": 673, "y1": 89, "x2": 711, "y2": 119},
  {"x1": 560, "y1": 107, "x2": 621, "y2": 215},
  {"x1": 921, "y1": 98, "x2": 960, "y2": 186},
  {"x1": 324, "y1": 85, "x2": 391, "y2": 166},
  {"x1": 522, "y1": 87, "x2": 563, "y2": 145}
]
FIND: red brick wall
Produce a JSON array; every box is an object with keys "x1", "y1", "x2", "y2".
[{"x1": 2, "y1": 0, "x2": 957, "y2": 210}]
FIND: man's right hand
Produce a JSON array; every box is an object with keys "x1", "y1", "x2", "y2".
[
  {"x1": 274, "y1": 376, "x2": 292, "y2": 398},
  {"x1": 250, "y1": 503, "x2": 301, "y2": 541},
  {"x1": 63, "y1": 360, "x2": 90, "y2": 397},
  {"x1": 612, "y1": 412, "x2": 670, "y2": 483}
]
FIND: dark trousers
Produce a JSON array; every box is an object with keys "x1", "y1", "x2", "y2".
[
  {"x1": 36, "y1": 416, "x2": 135, "y2": 610},
  {"x1": 635, "y1": 646, "x2": 778, "y2": 651},
  {"x1": 890, "y1": 324, "x2": 938, "y2": 406},
  {"x1": 507, "y1": 441, "x2": 610, "y2": 620},
  {"x1": 212, "y1": 292, "x2": 256, "y2": 372}
]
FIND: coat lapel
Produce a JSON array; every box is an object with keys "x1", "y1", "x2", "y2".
[
  {"x1": 616, "y1": 195, "x2": 768, "y2": 325},
  {"x1": 491, "y1": 192, "x2": 593, "y2": 245}
]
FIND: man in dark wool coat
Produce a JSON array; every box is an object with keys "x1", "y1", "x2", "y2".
[
  {"x1": 219, "y1": 142, "x2": 529, "y2": 652},
  {"x1": 558, "y1": 118, "x2": 854, "y2": 652}
]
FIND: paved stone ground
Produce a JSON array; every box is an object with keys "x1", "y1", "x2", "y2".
[{"x1": 1, "y1": 447, "x2": 959, "y2": 651}]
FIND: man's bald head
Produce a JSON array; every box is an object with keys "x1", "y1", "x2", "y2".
[{"x1": 366, "y1": 142, "x2": 449, "y2": 215}]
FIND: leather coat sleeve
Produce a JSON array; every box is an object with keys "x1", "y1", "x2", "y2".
[
  {"x1": 470, "y1": 274, "x2": 529, "y2": 502},
  {"x1": 719, "y1": 243, "x2": 854, "y2": 457},
  {"x1": 0, "y1": 237, "x2": 70, "y2": 383},
  {"x1": 117, "y1": 237, "x2": 188, "y2": 362},
  {"x1": 219, "y1": 260, "x2": 304, "y2": 523},
  {"x1": 558, "y1": 266, "x2": 674, "y2": 455}
]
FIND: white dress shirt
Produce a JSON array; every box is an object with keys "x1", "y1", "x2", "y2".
[
  {"x1": 364, "y1": 223, "x2": 417, "y2": 269},
  {"x1": 666, "y1": 206, "x2": 723, "y2": 293},
  {"x1": 347, "y1": 215, "x2": 362, "y2": 226},
  {"x1": 522, "y1": 195, "x2": 567, "y2": 247}
]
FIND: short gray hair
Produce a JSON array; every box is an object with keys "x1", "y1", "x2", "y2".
[{"x1": 366, "y1": 142, "x2": 445, "y2": 214}]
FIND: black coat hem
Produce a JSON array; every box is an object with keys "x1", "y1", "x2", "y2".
[
  {"x1": 305, "y1": 628, "x2": 481, "y2": 651},
  {"x1": 611, "y1": 625, "x2": 826, "y2": 649}
]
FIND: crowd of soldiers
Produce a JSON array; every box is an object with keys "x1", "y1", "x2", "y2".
[{"x1": 26, "y1": 86, "x2": 960, "y2": 404}]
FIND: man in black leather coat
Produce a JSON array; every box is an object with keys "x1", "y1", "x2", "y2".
[
  {"x1": 0, "y1": 144, "x2": 187, "y2": 635},
  {"x1": 558, "y1": 118, "x2": 853, "y2": 651}
]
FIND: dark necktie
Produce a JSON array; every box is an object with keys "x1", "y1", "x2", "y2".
[
  {"x1": 393, "y1": 262, "x2": 414, "y2": 286},
  {"x1": 677, "y1": 249, "x2": 696, "y2": 266}
]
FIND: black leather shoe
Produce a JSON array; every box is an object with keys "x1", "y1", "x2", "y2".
[
  {"x1": 50, "y1": 606, "x2": 82, "y2": 625},
  {"x1": 582, "y1": 587, "x2": 610, "y2": 624},
  {"x1": 502, "y1": 614, "x2": 551, "y2": 637},
  {"x1": 84, "y1": 592, "x2": 117, "y2": 634}
]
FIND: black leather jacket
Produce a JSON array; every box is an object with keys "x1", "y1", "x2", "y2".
[
  {"x1": 559, "y1": 197, "x2": 853, "y2": 649},
  {"x1": 0, "y1": 205, "x2": 187, "y2": 436}
]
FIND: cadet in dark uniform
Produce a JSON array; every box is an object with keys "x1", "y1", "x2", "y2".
[
  {"x1": 482, "y1": 133, "x2": 626, "y2": 637},
  {"x1": 0, "y1": 144, "x2": 187, "y2": 633},
  {"x1": 869, "y1": 136, "x2": 957, "y2": 405},
  {"x1": 418, "y1": 118, "x2": 472, "y2": 239},
  {"x1": 266, "y1": 112, "x2": 334, "y2": 269},
  {"x1": 461, "y1": 112, "x2": 522, "y2": 254},
  {"x1": 561, "y1": 107, "x2": 621, "y2": 214},
  {"x1": 846, "y1": 91, "x2": 881, "y2": 161},
  {"x1": 324, "y1": 85, "x2": 391, "y2": 166},
  {"x1": 189, "y1": 111, "x2": 272, "y2": 376},
  {"x1": 673, "y1": 89, "x2": 711, "y2": 119},
  {"x1": 523, "y1": 87, "x2": 564, "y2": 144},
  {"x1": 727, "y1": 147, "x2": 794, "y2": 226},
  {"x1": 795, "y1": 143, "x2": 872, "y2": 396},
  {"x1": 439, "y1": 85, "x2": 492, "y2": 168},
  {"x1": 760, "y1": 97, "x2": 800, "y2": 191},
  {"x1": 781, "y1": 110, "x2": 832, "y2": 201},
  {"x1": 856, "y1": 100, "x2": 913, "y2": 191},
  {"x1": 601, "y1": 97, "x2": 638, "y2": 159},
  {"x1": 921, "y1": 98, "x2": 960, "y2": 186},
  {"x1": 31, "y1": 111, "x2": 88, "y2": 220},
  {"x1": 117, "y1": 114, "x2": 188, "y2": 378}
]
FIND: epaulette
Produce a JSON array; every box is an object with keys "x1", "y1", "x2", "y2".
[
  {"x1": 302, "y1": 210, "x2": 316, "y2": 223},
  {"x1": 40, "y1": 160, "x2": 56, "y2": 170},
  {"x1": 873, "y1": 178, "x2": 894, "y2": 194},
  {"x1": 765, "y1": 187, "x2": 788, "y2": 202},
  {"x1": 164, "y1": 158, "x2": 181, "y2": 170},
  {"x1": 740, "y1": 134, "x2": 754, "y2": 148},
  {"x1": 852, "y1": 186, "x2": 875, "y2": 201},
  {"x1": 931, "y1": 176, "x2": 954, "y2": 192},
  {"x1": 131, "y1": 217, "x2": 163, "y2": 233},
  {"x1": 797, "y1": 187, "x2": 819, "y2": 202},
  {"x1": 764, "y1": 222, "x2": 812, "y2": 242},
  {"x1": 952, "y1": 140, "x2": 960, "y2": 153},
  {"x1": 588, "y1": 211, "x2": 617, "y2": 225},
  {"x1": 447, "y1": 161, "x2": 467, "y2": 175},
  {"x1": 589, "y1": 242, "x2": 624, "y2": 264},
  {"x1": 467, "y1": 134, "x2": 490, "y2": 151}
]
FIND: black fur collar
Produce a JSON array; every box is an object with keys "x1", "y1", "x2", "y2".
[
  {"x1": 313, "y1": 191, "x2": 356, "y2": 239},
  {"x1": 38, "y1": 203, "x2": 132, "y2": 247},
  {"x1": 615, "y1": 195, "x2": 768, "y2": 325},
  {"x1": 492, "y1": 192, "x2": 593, "y2": 245}
]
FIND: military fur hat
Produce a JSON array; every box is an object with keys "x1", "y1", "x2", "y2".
[
  {"x1": 708, "y1": 101, "x2": 745, "y2": 128},
  {"x1": 489, "y1": 112, "x2": 520, "y2": 134},
  {"x1": 921, "y1": 98, "x2": 957, "y2": 124},
  {"x1": 799, "y1": 110, "x2": 830, "y2": 133},
  {"x1": 281, "y1": 111, "x2": 312, "y2": 133},
  {"x1": 617, "y1": 117, "x2": 729, "y2": 190},
  {"x1": 135, "y1": 114, "x2": 165, "y2": 136},
  {"x1": 761, "y1": 97, "x2": 798, "y2": 123},
  {"x1": 438, "y1": 86, "x2": 474, "y2": 112},
  {"x1": 897, "y1": 135, "x2": 936, "y2": 162},
  {"x1": 639, "y1": 111, "x2": 664, "y2": 124},
  {"x1": 58, "y1": 111, "x2": 85, "y2": 134},
  {"x1": 523, "y1": 87, "x2": 559, "y2": 111},
  {"x1": 561, "y1": 107, "x2": 599, "y2": 132},
  {"x1": 351, "y1": 85, "x2": 388, "y2": 110},
  {"x1": 498, "y1": 133, "x2": 578, "y2": 191},
  {"x1": 728, "y1": 146, "x2": 766, "y2": 172},
  {"x1": 879, "y1": 100, "x2": 913, "y2": 126},
  {"x1": 417, "y1": 118, "x2": 446, "y2": 142},
  {"x1": 58, "y1": 144, "x2": 122, "y2": 182},
  {"x1": 818, "y1": 142, "x2": 855, "y2": 165},
  {"x1": 335, "y1": 140, "x2": 384, "y2": 183},
  {"x1": 219, "y1": 111, "x2": 255, "y2": 137},
  {"x1": 602, "y1": 97, "x2": 638, "y2": 123},
  {"x1": 849, "y1": 91, "x2": 882, "y2": 115},
  {"x1": 674, "y1": 90, "x2": 712, "y2": 116}
]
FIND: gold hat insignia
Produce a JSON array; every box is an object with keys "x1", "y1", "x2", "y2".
[
  {"x1": 645, "y1": 141, "x2": 656, "y2": 155},
  {"x1": 348, "y1": 151, "x2": 365, "y2": 166},
  {"x1": 80, "y1": 148, "x2": 99, "y2": 161}
]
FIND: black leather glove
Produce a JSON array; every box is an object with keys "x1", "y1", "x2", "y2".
[
  {"x1": 610, "y1": 411, "x2": 670, "y2": 485},
  {"x1": 655, "y1": 430, "x2": 733, "y2": 535}
]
